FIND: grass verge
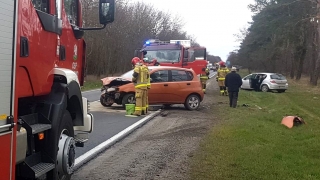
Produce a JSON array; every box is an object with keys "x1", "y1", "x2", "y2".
[
  {"x1": 81, "y1": 75, "x2": 103, "y2": 91},
  {"x1": 81, "y1": 80, "x2": 101, "y2": 91},
  {"x1": 190, "y1": 71, "x2": 320, "y2": 180}
]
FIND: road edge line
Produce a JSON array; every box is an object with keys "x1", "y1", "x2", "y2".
[{"x1": 73, "y1": 109, "x2": 162, "y2": 171}]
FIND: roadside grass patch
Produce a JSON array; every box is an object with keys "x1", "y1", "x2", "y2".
[
  {"x1": 81, "y1": 73, "x2": 124, "y2": 91},
  {"x1": 81, "y1": 80, "x2": 101, "y2": 91},
  {"x1": 190, "y1": 75, "x2": 320, "y2": 180}
]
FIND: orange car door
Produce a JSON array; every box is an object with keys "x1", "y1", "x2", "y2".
[
  {"x1": 148, "y1": 70, "x2": 170, "y2": 104},
  {"x1": 168, "y1": 70, "x2": 192, "y2": 103}
]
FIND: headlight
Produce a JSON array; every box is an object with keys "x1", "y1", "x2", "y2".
[{"x1": 107, "y1": 87, "x2": 116, "y2": 92}]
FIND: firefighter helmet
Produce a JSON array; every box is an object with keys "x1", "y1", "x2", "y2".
[
  {"x1": 219, "y1": 61, "x2": 225, "y2": 66},
  {"x1": 131, "y1": 57, "x2": 141, "y2": 66}
]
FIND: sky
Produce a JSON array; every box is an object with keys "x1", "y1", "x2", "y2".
[{"x1": 130, "y1": 0, "x2": 255, "y2": 60}]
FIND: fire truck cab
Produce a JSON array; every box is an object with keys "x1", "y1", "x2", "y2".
[
  {"x1": 134, "y1": 39, "x2": 208, "y2": 75},
  {"x1": 0, "y1": 0, "x2": 114, "y2": 179}
]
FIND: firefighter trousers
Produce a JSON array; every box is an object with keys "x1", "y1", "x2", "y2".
[
  {"x1": 132, "y1": 88, "x2": 148, "y2": 116},
  {"x1": 200, "y1": 79, "x2": 207, "y2": 92},
  {"x1": 146, "y1": 89, "x2": 149, "y2": 114},
  {"x1": 218, "y1": 80, "x2": 228, "y2": 96}
]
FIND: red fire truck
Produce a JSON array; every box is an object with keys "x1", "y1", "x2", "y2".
[
  {"x1": 0, "y1": 0, "x2": 114, "y2": 179},
  {"x1": 134, "y1": 39, "x2": 208, "y2": 75}
]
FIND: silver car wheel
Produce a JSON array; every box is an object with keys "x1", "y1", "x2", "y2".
[{"x1": 261, "y1": 85, "x2": 269, "y2": 92}]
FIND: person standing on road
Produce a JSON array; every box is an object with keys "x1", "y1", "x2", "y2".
[
  {"x1": 131, "y1": 58, "x2": 149, "y2": 116},
  {"x1": 200, "y1": 67, "x2": 210, "y2": 93},
  {"x1": 225, "y1": 66, "x2": 243, "y2": 108},
  {"x1": 216, "y1": 61, "x2": 229, "y2": 96}
]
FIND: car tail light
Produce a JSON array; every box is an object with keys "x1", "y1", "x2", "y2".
[{"x1": 270, "y1": 80, "x2": 276, "y2": 83}]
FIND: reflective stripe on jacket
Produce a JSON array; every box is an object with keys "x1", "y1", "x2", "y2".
[{"x1": 217, "y1": 67, "x2": 229, "y2": 81}]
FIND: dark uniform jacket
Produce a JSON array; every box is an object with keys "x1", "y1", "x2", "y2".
[{"x1": 225, "y1": 72, "x2": 243, "y2": 92}]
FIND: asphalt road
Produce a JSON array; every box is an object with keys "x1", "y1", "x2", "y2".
[
  {"x1": 76, "y1": 70, "x2": 217, "y2": 158},
  {"x1": 75, "y1": 101, "x2": 144, "y2": 158},
  {"x1": 75, "y1": 110, "x2": 143, "y2": 158},
  {"x1": 82, "y1": 89, "x2": 101, "y2": 102},
  {"x1": 71, "y1": 77, "x2": 219, "y2": 180}
]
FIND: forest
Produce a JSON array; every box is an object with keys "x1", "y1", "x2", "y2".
[
  {"x1": 227, "y1": 0, "x2": 320, "y2": 85},
  {"x1": 81, "y1": 0, "x2": 221, "y2": 78}
]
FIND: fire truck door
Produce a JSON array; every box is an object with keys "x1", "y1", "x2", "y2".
[{"x1": 0, "y1": 0, "x2": 17, "y2": 179}]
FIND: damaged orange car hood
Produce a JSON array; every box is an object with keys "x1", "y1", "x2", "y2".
[{"x1": 101, "y1": 76, "x2": 131, "y2": 86}]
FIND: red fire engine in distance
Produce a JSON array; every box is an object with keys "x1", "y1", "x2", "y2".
[{"x1": 134, "y1": 39, "x2": 208, "y2": 75}]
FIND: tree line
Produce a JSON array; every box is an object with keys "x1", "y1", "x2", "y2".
[
  {"x1": 81, "y1": 0, "x2": 220, "y2": 77},
  {"x1": 227, "y1": 0, "x2": 320, "y2": 85}
]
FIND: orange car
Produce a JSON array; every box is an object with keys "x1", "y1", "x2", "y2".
[{"x1": 100, "y1": 66, "x2": 205, "y2": 110}]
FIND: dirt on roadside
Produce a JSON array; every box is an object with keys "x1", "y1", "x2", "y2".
[{"x1": 72, "y1": 78, "x2": 226, "y2": 180}]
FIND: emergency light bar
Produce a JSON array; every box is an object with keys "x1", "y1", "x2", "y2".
[
  {"x1": 144, "y1": 39, "x2": 191, "y2": 47},
  {"x1": 145, "y1": 39, "x2": 160, "y2": 45},
  {"x1": 170, "y1": 40, "x2": 191, "y2": 48}
]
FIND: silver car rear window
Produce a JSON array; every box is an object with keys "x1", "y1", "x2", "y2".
[{"x1": 270, "y1": 74, "x2": 286, "y2": 80}]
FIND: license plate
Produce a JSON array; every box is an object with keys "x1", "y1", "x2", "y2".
[{"x1": 279, "y1": 86, "x2": 285, "y2": 88}]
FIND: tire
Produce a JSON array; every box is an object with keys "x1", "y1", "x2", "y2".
[
  {"x1": 184, "y1": 94, "x2": 201, "y2": 110},
  {"x1": 100, "y1": 95, "x2": 113, "y2": 107},
  {"x1": 277, "y1": 90, "x2": 286, "y2": 93},
  {"x1": 47, "y1": 110, "x2": 75, "y2": 180},
  {"x1": 122, "y1": 93, "x2": 136, "y2": 107},
  {"x1": 261, "y1": 85, "x2": 269, "y2": 92},
  {"x1": 163, "y1": 104, "x2": 172, "y2": 109}
]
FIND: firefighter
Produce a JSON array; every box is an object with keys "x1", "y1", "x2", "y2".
[
  {"x1": 131, "y1": 57, "x2": 140, "y2": 69},
  {"x1": 216, "y1": 61, "x2": 229, "y2": 96},
  {"x1": 200, "y1": 67, "x2": 210, "y2": 93},
  {"x1": 131, "y1": 58, "x2": 150, "y2": 116}
]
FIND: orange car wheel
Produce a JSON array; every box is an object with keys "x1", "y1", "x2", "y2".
[
  {"x1": 184, "y1": 94, "x2": 201, "y2": 111},
  {"x1": 122, "y1": 93, "x2": 136, "y2": 107},
  {"x1": 100, "y1": 95, "x2": 113, "y2": 107}
]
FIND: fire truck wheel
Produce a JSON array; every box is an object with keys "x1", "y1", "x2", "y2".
[{"x1": 48, "y1": 110, "x2": 75, "y2": 180}]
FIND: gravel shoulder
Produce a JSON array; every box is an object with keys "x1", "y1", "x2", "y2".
[{"x1": 72, "y1": 78, "x2": 221, "y2": 180}]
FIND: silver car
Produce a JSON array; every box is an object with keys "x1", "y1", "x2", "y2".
[{"x1": 241, "y1": 73, "x2": 288, "y2": 93}]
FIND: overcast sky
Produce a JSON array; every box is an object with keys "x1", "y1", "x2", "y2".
[{"x1": 130, "y1": 0, "x2": 255, "y2": 60}]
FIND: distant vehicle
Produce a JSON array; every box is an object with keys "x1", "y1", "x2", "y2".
[
  {"x1": 100, "y1": 66, "x2": 205, "y2": 110},
  {"x1": 207, "y1": 63, "x2": 213, "y2": 70},
  {"x1": 241, "y1": 73, "x2": 288, "y2": 93},
  {"x1": 134, "y1": 39, "x2": 208, "y2": 76}
]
